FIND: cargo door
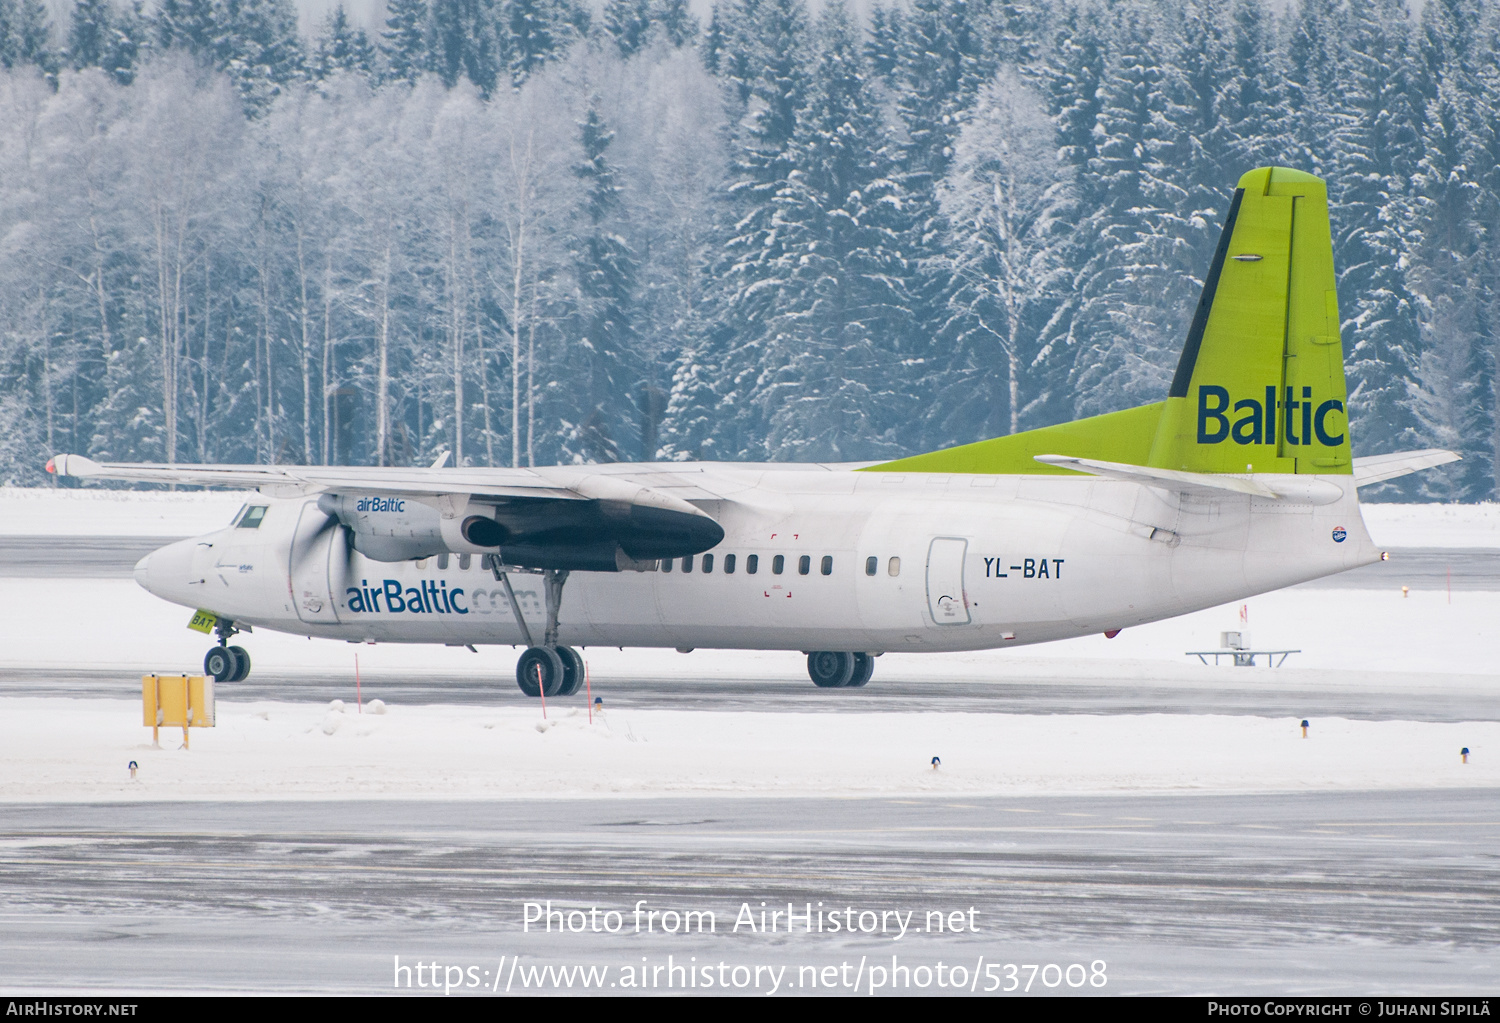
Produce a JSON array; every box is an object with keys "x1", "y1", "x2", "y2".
[
  {"x1": 926, "y1": 537, "x2": 971, "y2": 625},
  {"x1": 288, "y1": 501, "x2": 342, "y2": 624}
]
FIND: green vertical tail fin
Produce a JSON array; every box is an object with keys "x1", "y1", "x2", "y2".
[{"x1": 1146, "y1": 167, "x2": 1351, "y2": 475}]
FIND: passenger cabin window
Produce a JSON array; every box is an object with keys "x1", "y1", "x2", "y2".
[
  {"x1": 746, "y1": 554, "x2": 759, "y2": 574},
  {"x1": 702, "y1": 553, "x2": 714, "y2": 573},
  {"x1": 865, "y1": 556, "x2": 877, "y2": 576},
  {"x1": 458, "y1": 554, "x2": 471, "y2": 570},
  {"x1": 821, "y1": 556, "x2": 833, "y2": 576},
  {"x1": 798, "y1": 555, "x2": 811, "y2": 575},
  {"x1": 772, "y1": 555, "x2": 784, "y2": 575},
  {"x1": 662, "y1": 557, "x2": 673, "y2": 573},
  {"x1": 888, "y1": 556, "x2": 901, "y2": 577},
  {"x1": 682, "y1": 555, "x2": 694, "y2": 573},
  {"x1": 437, "y1": 553, "x2": 450, "y2": 570},
  {"x1": 724, "y1": 554, "x2": 737, "y2": 574},
  {"x1": 237, "y1": 505, "x2": 268, "y2": 529}
]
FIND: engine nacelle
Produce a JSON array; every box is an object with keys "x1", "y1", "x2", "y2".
[
  {"x1": 317, "y1": 493, "x2": 494, "y2": 562},
  {"x1": 317, "y1": 485, "x2": 724, "y2": 569}
]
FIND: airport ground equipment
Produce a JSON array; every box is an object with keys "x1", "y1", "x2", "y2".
[{"x1": 143, "y1": 675, "x2": 215, "y2": 748}]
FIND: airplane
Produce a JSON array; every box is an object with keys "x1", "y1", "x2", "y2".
[{"x1": 47, "y1": 167, "x2": 1458, "y2": 697}]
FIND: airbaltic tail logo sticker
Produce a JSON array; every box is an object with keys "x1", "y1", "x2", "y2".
[{"x1": 1197, "y1": 386, "x2": 1345, "y2": 447}]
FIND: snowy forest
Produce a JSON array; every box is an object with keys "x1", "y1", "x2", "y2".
[{"x1": 0, "y1": 0, "x2": 1496, "y2": 499}]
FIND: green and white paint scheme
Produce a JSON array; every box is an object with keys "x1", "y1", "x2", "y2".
[{"x1": 50, "y1": 168, "x2": 1458, "y2": 693}]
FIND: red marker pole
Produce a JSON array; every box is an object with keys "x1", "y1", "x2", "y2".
[
  {"x1": 355, "y1": 653, "x2": 362, "y2": 713},
  {"x1": 538, "y1": 663, "x2": 547, "y2": 720}
]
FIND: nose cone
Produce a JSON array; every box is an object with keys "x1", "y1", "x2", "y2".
[{"x1": 135, "y1": 538, "x2": 198, "y2": 604}]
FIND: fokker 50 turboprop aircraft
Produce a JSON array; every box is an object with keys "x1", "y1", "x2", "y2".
[{"x1": 49, "y1": 168, "x2": 1458, "y2": 696}]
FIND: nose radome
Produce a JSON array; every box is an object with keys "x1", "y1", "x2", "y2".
[{"x1": 134, "y1": 538, "x2": 197, "y2": 601}]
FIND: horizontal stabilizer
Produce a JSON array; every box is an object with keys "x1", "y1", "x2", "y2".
[
  {"x1": 1035, "y1": 455, "x2": 1279, "y2": 498},
  {"x1": 1034, "y1": 455, "x2": 1343, "y2": 505},
  {"x1": 1351, "y1": 449, "x2": 1461, "y2": 487}
]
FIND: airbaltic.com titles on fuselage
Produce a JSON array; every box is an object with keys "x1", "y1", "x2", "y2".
[
  {"x1": 1197, "y1": 385, "x2": 1346, "y2": 447},
  {"x1": 342, "y1": 578, "x2": 543, "y2": 617}
]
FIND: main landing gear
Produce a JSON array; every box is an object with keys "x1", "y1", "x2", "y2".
[
  {"x1": 204, "y1": 618, "x2": 251, "y2": 683},
  {"x1": 489, "y1": 559, "x2": 586, "y2": 699},
  {"x1": 807, "y1": 651, "x2": 875, "y2": 689}
]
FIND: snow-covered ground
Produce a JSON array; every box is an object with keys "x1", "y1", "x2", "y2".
[
  {"x1": 2, "y1": 698, "x2": 1492, "y2": 802},
  {"x1": 0, "y1": 486, "x2": 250, "y2": 535}
]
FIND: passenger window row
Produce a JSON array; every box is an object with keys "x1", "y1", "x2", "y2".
[
  {"x1": 663, "y1": 553, "x2": 836, "y2": 576},
  {"x1": 409, "y1": 552, "x2": 901, "y2": 578},
  {"x1": 660, "y1": 554, "x2": 901, "y2": 577}
]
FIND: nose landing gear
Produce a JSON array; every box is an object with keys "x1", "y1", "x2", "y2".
[{"x1": 204, "y1": 619, "x2": 251, "y2": 683}]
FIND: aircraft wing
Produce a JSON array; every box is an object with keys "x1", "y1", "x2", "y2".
[
  {"x1": 46, "y1": 453, "x2": 727, "y2": 569},
  {"x1": 1351, "y1": 449, "x2": 1461, "y2": 487},
  {"x1": 46, "y1": 454, "x2": 581, "y2": 500}
]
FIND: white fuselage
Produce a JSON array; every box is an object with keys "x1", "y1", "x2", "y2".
[{"x1": 134, "y1": 465, "x2": 1380, "y2": 654}]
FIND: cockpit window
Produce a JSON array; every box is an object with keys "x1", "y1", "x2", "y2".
[
  {"x1": 237, "y1": 505, "x2": 268, "y2": 529},
  {"x1": 230, "y1": 504, "x2": 248, "y2": 526}
]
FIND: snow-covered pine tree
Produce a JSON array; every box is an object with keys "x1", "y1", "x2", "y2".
[
  {"x1": 311, "y1": 4, "x2": 376, "y2": 80},
  {"x1": 67, "y1": 0, "x2": 113, "y2": 70},
  {"x1": 651, "y1": 0, "x2": 696, "y2": 48},
  {"x1": 887, "y1": 0, "x2": 1003, "y2": 451},
  {"x1": 864, "y1": 3, "x2": 900, "y2": 81},
  {"x1": 562, "y1": 102, "x2": 639, "y2": 463},
  {"x1": 1331, "y1": 0, "x2": 1425, "y2": 486},
  {"x1": 211, "y1": 0, "x2": 304, "y2": 111},
  {"x1": 154, "y1": 0, "x2": 213, "y2": 59},
  {"x1": 1067, "y1": 1, "x2": 1183, "y2": 418},
  {"x1": 1218, "y1": 0, "x2": 1290, "y2": 171},
  {"x1": 931, "y1": 69, "x2": 1071, "y2": 445},
  {"x1": 430, "y1": 0, "x2": 503, "y2": 95},
  {"x1": 754, "y1": 0, "x2": 912, "y2": 462},
  {"x1": 504, "y1": 0, "x2": 583, "y2": 85},
  {"x1": 1025, "y1": 0, "x2": 1108, "y2": 430},
  {"x1": 1406, "y1": 0, "x2": 1490, "y2": 499},
  {"x1": 700, "y1": 2, "x2": 724, "y2": 72},
  {"x1": 684, "y1": 0, "x2": 810, "y2": 459},
  {"x1": 381, "y1": 0, "x2": 430, "y2": 83},
  {"x1": 1282, "y1": 0, "x2": 1345, "y2": 174},
  {"x1": 603, "y1": 0, "x2": 651, "y2": 56}
]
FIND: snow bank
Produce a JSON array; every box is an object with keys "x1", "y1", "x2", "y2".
[
  {"x1": 1, "y1": 697, "x2": 1492, "y2": 802},
  {"x1": 1359, "y1": 501, "x2": 1500, "y2": 548},
  {"x1": 0, "y1": 486, "x2": 249, "y2": 536}
]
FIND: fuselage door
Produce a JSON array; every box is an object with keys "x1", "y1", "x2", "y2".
[
  {"x1": 926, "y1": 536, "x2": 971, "y2": 625},
  {"x1": 289, "y1": 501, "x2": 342, "y2": 624}
]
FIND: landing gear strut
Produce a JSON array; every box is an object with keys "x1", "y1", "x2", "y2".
[
  {"x1": 807, "y1": 651, "x2": 874, "y2": 689},
  {"x1": 489, "y1": 558, "x2": 584, "y2": 698},
  {"x1": 204, "y1": 618, "x2": 251, "y2": 683}
]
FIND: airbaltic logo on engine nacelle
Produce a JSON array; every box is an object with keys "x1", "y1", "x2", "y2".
[
  {"x1": 1197, "y1": 385, "x2": 1346, "y2": 447},
  {"x1": 355, "y1": 495, "x2": 406, "y2": 513}
]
